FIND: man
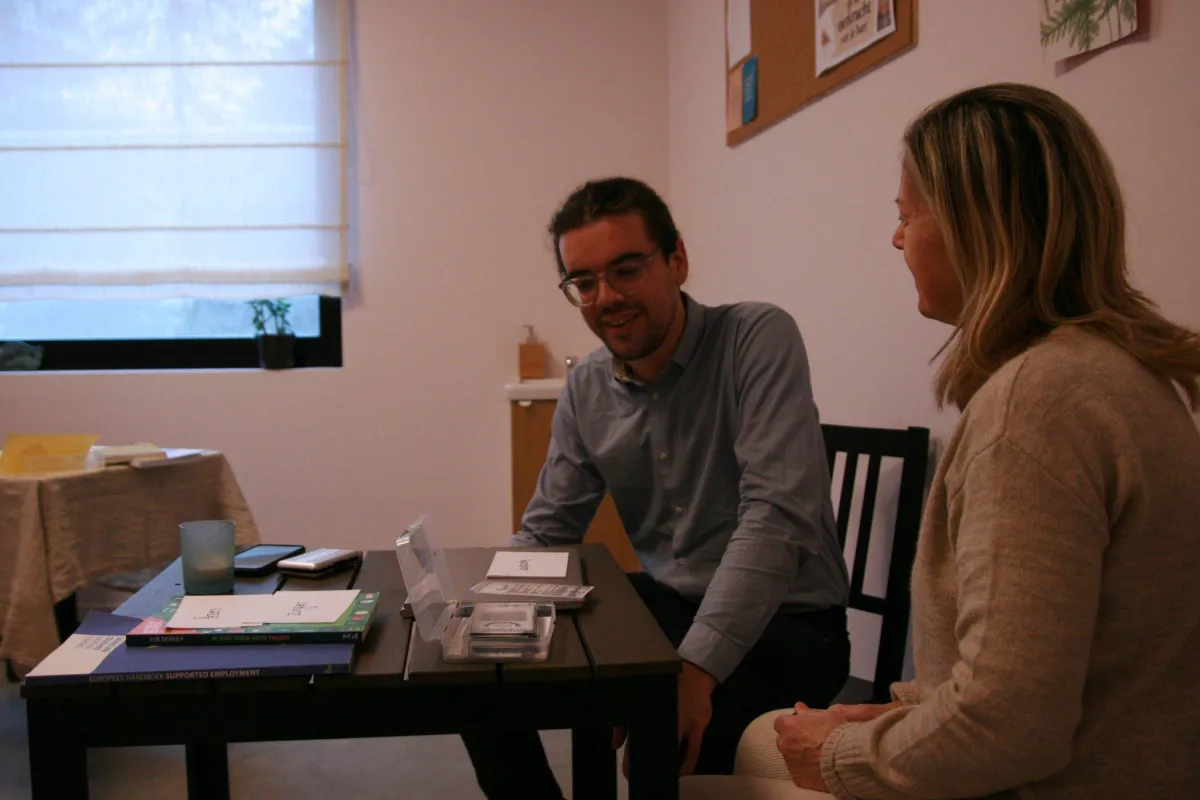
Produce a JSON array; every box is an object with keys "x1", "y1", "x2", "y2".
[{"x1": 463, "y1": 177, "x2": 849, "y2": 799}]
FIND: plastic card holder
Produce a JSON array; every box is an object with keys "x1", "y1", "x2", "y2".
[
  {"x1": 395, "y1": 514, "x2": 555, "y2": 663},
  {"x1": 442, "y1": 602, "x2": 555, "y2": 663}
]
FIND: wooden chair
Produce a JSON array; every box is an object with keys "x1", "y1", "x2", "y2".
[{"x1": 821, "y1": 423, "x2": 931, "y2": 704}]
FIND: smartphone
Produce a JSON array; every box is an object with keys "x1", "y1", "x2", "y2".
[{"x1": 233, "y1": 544, "x2": 305, "y2": 576}]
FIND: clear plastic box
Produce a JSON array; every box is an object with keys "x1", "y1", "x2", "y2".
[{"x1": 395, "y1": 515, "x2": 554, "y2": 662}]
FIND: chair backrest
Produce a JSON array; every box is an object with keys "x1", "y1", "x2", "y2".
[{"x1": 821, "y1": 423, "x2": 930, "y2": 703}]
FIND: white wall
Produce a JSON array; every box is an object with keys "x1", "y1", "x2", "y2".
[
  {"x1": 667, "y1": 0, "x2": 1200, "y2": 444},
  {"x1": 667, "y1": 0, "x2": 1200, "y2": 679},
  {"x1": 0, "y1": 0, "x2": 668, "y2": 550},
  {"x1": 3, "y1": 1, "x2": 1196, "y2": 679}
]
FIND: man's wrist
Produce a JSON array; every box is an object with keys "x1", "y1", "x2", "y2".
[
  {"x1": 682, "y1": 660, "x2": 719, "y2": 693},
  {"x1": 678, "y1": 621, "x2": 744, "y2": 683}
]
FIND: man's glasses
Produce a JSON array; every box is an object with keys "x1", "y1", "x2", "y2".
[{"x1": 558, "y1": 249, "x2": 661, "y2": 307}]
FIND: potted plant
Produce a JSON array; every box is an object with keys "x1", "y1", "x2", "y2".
[{"x1": 249, "y1": 299, "x2": 295, "y2": 370}]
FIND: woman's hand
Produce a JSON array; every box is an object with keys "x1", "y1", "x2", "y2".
[
  {"x1": 774, "y1": 702, "x2": 853, "y2": 791},
  {"x1": 828, "y1": 699, "x2": 903, "y2": 722}
]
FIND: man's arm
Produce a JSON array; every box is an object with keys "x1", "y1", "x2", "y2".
[
  {"x1": 509, "y1": 380, "x2": 606, "y2": 547},
  {"x1": 678, "y1": 307, "x2": 835, "y2": 682}
]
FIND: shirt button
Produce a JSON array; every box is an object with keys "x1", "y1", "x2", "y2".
[
  {"x1": 651, "y1": 392, "x2": 660, "y2": 400},
  {"x1": 659, "y1": 452, "x2": 668, "y2": 461},
  {"x1": 676, "y1": 558, "x2": 686, "y2": 566},
  {"x1": 674, "y1": 505, "x2": 683, "y2": 514}
]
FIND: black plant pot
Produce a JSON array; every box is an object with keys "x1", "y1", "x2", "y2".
[{"x1": 257, "y1": 334, "x2": 296, "y2": 370}]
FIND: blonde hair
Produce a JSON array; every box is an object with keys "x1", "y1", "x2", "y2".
[{"x1": 903, "y1": 83, "x2": 1200, "y2": 410}]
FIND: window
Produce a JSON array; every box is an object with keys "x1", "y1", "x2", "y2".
[{"x1": 0, "y1": 0, "x2": 349, "y2": 370}]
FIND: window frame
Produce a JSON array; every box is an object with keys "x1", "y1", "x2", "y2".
[
  {"x1": 2, "y1": 0, "x2": 349, "y2": 373},
  {"x1": 23, "y1": 296, "x2": 342, "y2": 371}
]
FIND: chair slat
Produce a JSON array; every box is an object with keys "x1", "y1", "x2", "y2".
[
  {"x1": 835, "y1": 452, "x2": 858, "y2": 549},
  {"x1": 821, "y1": 424, "x2": 931, "y2": 703},
  {"x1": 848, "y1": 453, "x2": 882, "y2": 600}
]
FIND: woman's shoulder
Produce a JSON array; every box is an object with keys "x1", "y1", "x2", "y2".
[
  {"x1": 973, "y1": 326, "x2": 1158, "y2": 422},
  {"x1": 951, "y1": 326, "x2": 1192, "y2": 481}
]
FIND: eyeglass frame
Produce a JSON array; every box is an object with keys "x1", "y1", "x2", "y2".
[{"x1": 557, "y1": 247, "x2": 664, "y2": 307}]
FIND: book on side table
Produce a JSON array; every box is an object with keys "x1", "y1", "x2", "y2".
[
  {"x1": 24, "y1": 611, "x2": 356, "y2": 687},
  {"x1": 125, "y1": 591, "x2": 379, "y2": 647}
]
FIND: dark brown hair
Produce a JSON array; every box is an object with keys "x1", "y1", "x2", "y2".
[{"x1": 548, "y1": 177, "x2": 679, "y2": 277}]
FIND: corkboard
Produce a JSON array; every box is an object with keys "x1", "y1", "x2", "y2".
[{"x1": 727, "y1": 0, "x2": 918, "y2": 147}]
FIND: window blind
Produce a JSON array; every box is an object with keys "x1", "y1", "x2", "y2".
[{"x1": 0, "y1": 0, "x2": 350, "y2": 301}]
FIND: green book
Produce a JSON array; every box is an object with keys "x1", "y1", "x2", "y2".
[{"x1": 125, "y1": 591, "x2": 379, "y2": 647}]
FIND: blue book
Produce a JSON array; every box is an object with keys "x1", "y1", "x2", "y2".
[{"x1": 24, "y1": 611, "x2": 355, "y2": 686}]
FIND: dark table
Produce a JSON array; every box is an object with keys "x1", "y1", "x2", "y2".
[{"x1": 21, "y1": 544, "x2": 681, "y2": 799}]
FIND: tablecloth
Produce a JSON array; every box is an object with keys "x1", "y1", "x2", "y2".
[{"x1": 0, "y1": 452, "x2": 258, "y2": 669}]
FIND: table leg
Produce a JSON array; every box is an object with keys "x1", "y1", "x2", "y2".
[
  {"x1": 28, "y1": 700, "x2": 88, "y2": 798},
  {"x1": 54, "y1": 592, "x2": 79, "y2": 640},
  {"x1": 627, "y1": 683, "x2": 678, "y2": 800},
  {"x1": 571, "y1": 727, "x2": 616, "y2": 800},
  {"x1": 185, "y1": 742, "x2": 230, "y2": 800}
]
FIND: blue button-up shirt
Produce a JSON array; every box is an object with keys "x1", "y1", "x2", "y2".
[{"x1": 511, "y1": 294, "x2": 848, "y2": 682}]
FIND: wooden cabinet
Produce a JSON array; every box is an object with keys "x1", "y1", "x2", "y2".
[{"x1": 510, "y1": 399, "x2": 641, "y2": 572}]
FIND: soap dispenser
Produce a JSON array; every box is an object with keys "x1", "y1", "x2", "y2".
[{"x1": 519, "y1": 325, "x2": 547, "y2": 380}]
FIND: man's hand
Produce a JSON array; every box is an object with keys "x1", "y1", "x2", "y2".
[
  {"x1": 612, "y1": 661, "x2": 718, "y2": 779},
  {"x1": 677, "y1": 660, "x2": 718, "y2": 776},
  {"x1": 774, "y1": 702, "x2": 849, "y2": 791}
]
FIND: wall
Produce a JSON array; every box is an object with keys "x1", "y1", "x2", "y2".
[
  {"x1": 667, "y1": 0, "x2": 1200, "y2": 678},
  {"x1": 4, "y1": 0, "x2": 1196, "y2": 681},
  {"x1": 668, "y1": 0, "x2": 1200, "y2": 440},
  {"x1": 0, "y1": 0, "x2": 668, "y2": 551}
]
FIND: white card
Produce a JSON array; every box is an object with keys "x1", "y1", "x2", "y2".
[
  {"x1": 469, "y1": 580, "x2": 593, "y2": 601},
  {"x1": 168, "y1": 595, "x2": 267, "y2": 628},
  {"x1": 486, "y1": 551, "x2": 570, "y2": 579},
  {"x1": 250, "y1": 590, "x2": 360, "y2": 624},
  {"x1": 168, "y1": 590, "x2": 359, "y2": 628}
]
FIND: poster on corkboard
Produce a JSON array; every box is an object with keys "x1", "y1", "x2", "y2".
[
  {"x1": 816, "y1": 0, "x2": 896, "y2": 75},
  {"x1": 725, "y1": 0, "x2": 917, "y2": 147}
]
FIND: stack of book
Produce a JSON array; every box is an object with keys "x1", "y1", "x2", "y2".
[
  {"x1": 24, "y1": 590, "x2": 378, "y2": 686},
  {"x1": 92, "y1": 443, "x2": 207, "y2": 468}
]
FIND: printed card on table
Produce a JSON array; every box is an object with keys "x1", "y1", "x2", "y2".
[{"x1": 486, "y1": 552, "x2": 570, "y2": 579}]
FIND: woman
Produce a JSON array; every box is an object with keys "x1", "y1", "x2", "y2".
[{"x1": 686, "y1": 83, "x2": 1200, "y2": 799}]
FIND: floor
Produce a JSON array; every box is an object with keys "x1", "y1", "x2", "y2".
[{"x1": 0, "y1": 582, "x2": 631, "y2": 799}]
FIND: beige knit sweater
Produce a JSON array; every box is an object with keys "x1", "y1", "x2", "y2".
[{"x1": 821, "y1": 326, "x2": 1200, "y2": 799}]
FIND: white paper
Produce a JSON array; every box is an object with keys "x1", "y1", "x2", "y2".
[
  {"x1": 486, "y1": 552, "x2": 570, "y2": 579},
  {"x1": 167, "y1": 595, "x2": 262, "y2": 628},
  {"x1": 130, "y1": 448, "x2": 207, "y2": 468},
  {"x1": 25, "y1": 633, "x2": 123, "y2": 678},
  {"x1": 469, "y1": 580, "x2": 594, "y2": 601},
  {"x1": 253, "y1": 590, "x2": 360, "y2": 624},
  {"x1": 727, "y1": 0, "x2": 752, "y2": 68},
  {"x1": 815, "y1": 0, "x2": 896, "y2": 76},
  {"x1": 168, "y1": 590, "x2": 359, "y2": 628}
]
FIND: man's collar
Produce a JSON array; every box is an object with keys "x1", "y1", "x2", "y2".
[
  {"x1": 669, "y1": 293, "x2": 705, "y2": 372},
  {"x1": 611, "y1": 293, "x2": 705, "y2": 385}
]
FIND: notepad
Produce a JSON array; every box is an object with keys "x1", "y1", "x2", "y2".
[
  {"x1": 486, "y1": 551, "x2": 569, "y2": 579},
  {"x1": 0, "y1": 433, "x2": 98, "y2": 476},
  {"x1": 93, "y1": 443, "x2": 166, "y2": 466}
]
